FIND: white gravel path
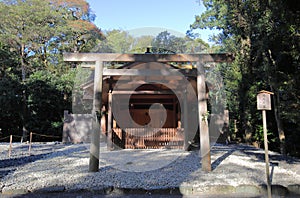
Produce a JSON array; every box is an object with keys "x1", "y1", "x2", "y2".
[{"x1": 1, "y1": 142, "x2": 300, "y2": 194}]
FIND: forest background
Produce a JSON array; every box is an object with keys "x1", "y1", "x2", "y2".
[{"x1": 0, "y1": 0, "x2": 299, "y2": 157}]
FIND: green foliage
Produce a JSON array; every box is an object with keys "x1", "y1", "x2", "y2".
[
  {"x1": 26, "y1": 70, "x2": 74, "y2": 138},
  {"x1": 130, "y1": 35, "x2": 154, "y2": 53},
  {"x1": 0, "y1": 75, "x2": 23, "y2": 136},
  {"x1": 27, "y1": 72, "x2": 61, "y2": 134},
  {"x1": 0, "y1": 0, "x2": 100, "y2": 140},
  {"x1": 190, "y1": 0, "x2": 300, "y2": 157},
  {"x1": 151, "y1": 31, "x2": 208, "y2": 53},
  {"x1": 206, "y1": 63, "x2": 227, "y2": 114},
  {"x1": 71, "y1": 67, "x2": 93, "y2": 114},
  {"x1": 94, "y1": 29, "x2": 134, "y2": 53},
  {"x1": 95, "y1": 29, "x2": 209, "y2": 54},
  {"x1": 253, "y1": 125, "x2": 278, "y2": 148}
]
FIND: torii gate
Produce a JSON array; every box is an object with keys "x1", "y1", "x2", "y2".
[{"x1": 63, "y1": 53, "x2": 233, "y2": 172}]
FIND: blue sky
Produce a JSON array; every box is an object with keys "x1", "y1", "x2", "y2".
[{"x1": 86, "y1": 0, "x2": 218, "y2": 43}]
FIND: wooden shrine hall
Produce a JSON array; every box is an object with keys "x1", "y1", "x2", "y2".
[{"x1": 63, "y1": 52, "x2": 233, "y2": 172}]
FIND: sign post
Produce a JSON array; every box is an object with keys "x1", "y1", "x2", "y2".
[{"x1": 257, "y1": 90, "x2": 273, "y2": 198}]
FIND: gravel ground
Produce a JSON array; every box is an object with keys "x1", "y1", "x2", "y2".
[{"x1": 0, "y1": 142, "x2": 300, "y2": 196}]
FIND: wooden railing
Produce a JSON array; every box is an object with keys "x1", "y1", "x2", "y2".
[{"x1": 112, "y1": 128, "x2": 184, "y2": 149}]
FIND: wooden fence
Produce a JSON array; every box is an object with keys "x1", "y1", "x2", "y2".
[{"x1": 112, "y1": 128, "x2": 184, "y2": 149}]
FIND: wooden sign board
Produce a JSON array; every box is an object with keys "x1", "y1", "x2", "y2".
[{"x1": 257, "y1": 90, "x2": 273, "y2": 110}]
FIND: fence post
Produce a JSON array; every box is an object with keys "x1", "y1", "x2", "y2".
[
  {"x1": 28, "y1": 132, "x2": 33, "y2": 156},
  {"x1": 8, "y1": 135, "x2": 12, "y2": 157}
]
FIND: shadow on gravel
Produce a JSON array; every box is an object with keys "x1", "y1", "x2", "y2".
[
  {"x1": 0, "y1": 144, "x2": 87, "y2": 179},
  {"x1": 0, "y1": 153, "x2": 49, "y2": 179},
  {"x1": 211, "y1": 147, "x2": 235, "y2": 170},
  {"x1": 242, "y1": 150, "x2": 300, "y2": 164}
]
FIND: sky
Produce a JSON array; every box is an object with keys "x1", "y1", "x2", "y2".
[{"x1": 86, "y1": 0, "x2": 218, "y2": 43}]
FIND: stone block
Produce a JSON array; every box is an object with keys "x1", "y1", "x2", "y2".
[
  {"x1": 2, "y1": 187, "x2": 28, "y2": 195},
  {"x1": 288, "y1": 184, "x2": 300, "y2": 195},
  {"x1": 235, "y1": 185, "x2": 261, "y2": 196},
  {"x1": 179, "y1": 185, "x2": 193, "y2": 195},
  {"x1": 193, "y1": 185, "x2": 235, "y2": 195}
]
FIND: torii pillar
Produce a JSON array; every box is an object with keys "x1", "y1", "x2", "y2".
[
  {"x1": 197, "y1": 62, "x2": 211, "y2": 172},
  {"x1": 89, "y1": 60, "x2": 103, "y2": 172}
]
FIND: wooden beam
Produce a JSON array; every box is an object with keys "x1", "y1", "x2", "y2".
[
  {"x1": 89, "y1": 60, "x2": 103, "y2": 172},
  {"x1": 63, "y1": 53, "x2": 234, "y2": 63},
  {"x1": 108, "y1": 79, "x2": 183, "y2": 85},
  {"x1": 127, "y1": 101, "x2": 175, "y2": 105},
  {"x1": 112, "y1": 90, "x2": 175, "y2": 95},
  {"x1": 197, "y1": 62, "x2": 212, "y2": 172},
  {"x1": 103, "y1": 68, "x2": 197, "y2": 76}
]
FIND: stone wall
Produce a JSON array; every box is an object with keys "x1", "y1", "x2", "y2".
[{"x1": 62, "y1": 110, "x2": 93, "y2": 143}]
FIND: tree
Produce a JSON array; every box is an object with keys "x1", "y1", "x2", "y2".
[
  {"x1": 151, "y1": 31, "x2": 208, "y2": 53},
  {"x1": 190, "y1": 0, "x2": 300, "y2": 156},
  {"x1": 95, "y1": 29, "x2": 134, "y2": 53},
  {"x1": 0, "y1": 0, "x2": 103, "y2": 140},
  {"x1": 130, "y1": 35, "x2": 154, "y2": 53},
  {"x1": 94, "y1": 29, "x2": 209, "y2": 54},
  {"x1": 0, "y1": 43, "x2": 23, "y2": 136},
  {"x1": 151, "y1": 31, "x2": 178, "y2": 52}
]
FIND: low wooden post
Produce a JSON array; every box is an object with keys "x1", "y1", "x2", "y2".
[
  {"x1": 113, "y1": 119, "x2": 117, "y2": 128},
  {"x1": 183, "y1": 89, "x2": 189, "y2": 150},
  {"x1": 257, "y1": 90, "x2": 274, "y2": 198},
  {"x1": 107, "y1": 91, "x2": 113, "y2": 150},
  {"x1": 101, "y1": 106, "x2": 107, "y2": 138},
  {"x1": 233, "y1": 119, "x2": 238, "y2": 140},
  {"x1": 8, "y1": 135, "x2": 12, "y2": 157},
  {"x1": 28, "y1": 132, "x2": 33, "y2": 156}
]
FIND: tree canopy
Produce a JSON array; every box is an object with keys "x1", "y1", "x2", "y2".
[
  {"x1": 190, "y1": 0, "x2": 300, "y2": 156},
  {"x1": 0, "y1": 0, "x2": 102, "y2": 140},
  {"x1": 95, "y1": 29, "x2": 209, "y2": 54}
]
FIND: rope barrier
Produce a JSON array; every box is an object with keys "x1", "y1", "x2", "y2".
[
  {"x1": 0, "y1": 136, "x2": 11, "y2": 141},
  {"x1": 31, "y1": 132, "x2": 61, "y2": 138},
  {"x1": 0, "y1": 133, "x2": 61, "y2": 142},
  {"x1": 1, "y1": 132, "x2": 61, "y2": 158},
  {"x1": 12, "y1": 135, "x2": 23, "y2": 138}
]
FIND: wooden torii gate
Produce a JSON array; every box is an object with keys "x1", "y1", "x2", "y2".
[{"x1": 63, "y1": 53, "x2": 233, "y2": 172}]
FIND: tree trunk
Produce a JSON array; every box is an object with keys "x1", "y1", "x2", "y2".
[
  {"x1": 238, "y1": 36, "x2": 253, "y2": 143},
  {"x1": 21, "y1": 43, "x2": 28, "y2": 142},
  {"x1": 267, "y1": 49, "x2": 286, "y2": 155},
  {"x1": 270, "y1": 86, "x2": 286, "y2": 155}
]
